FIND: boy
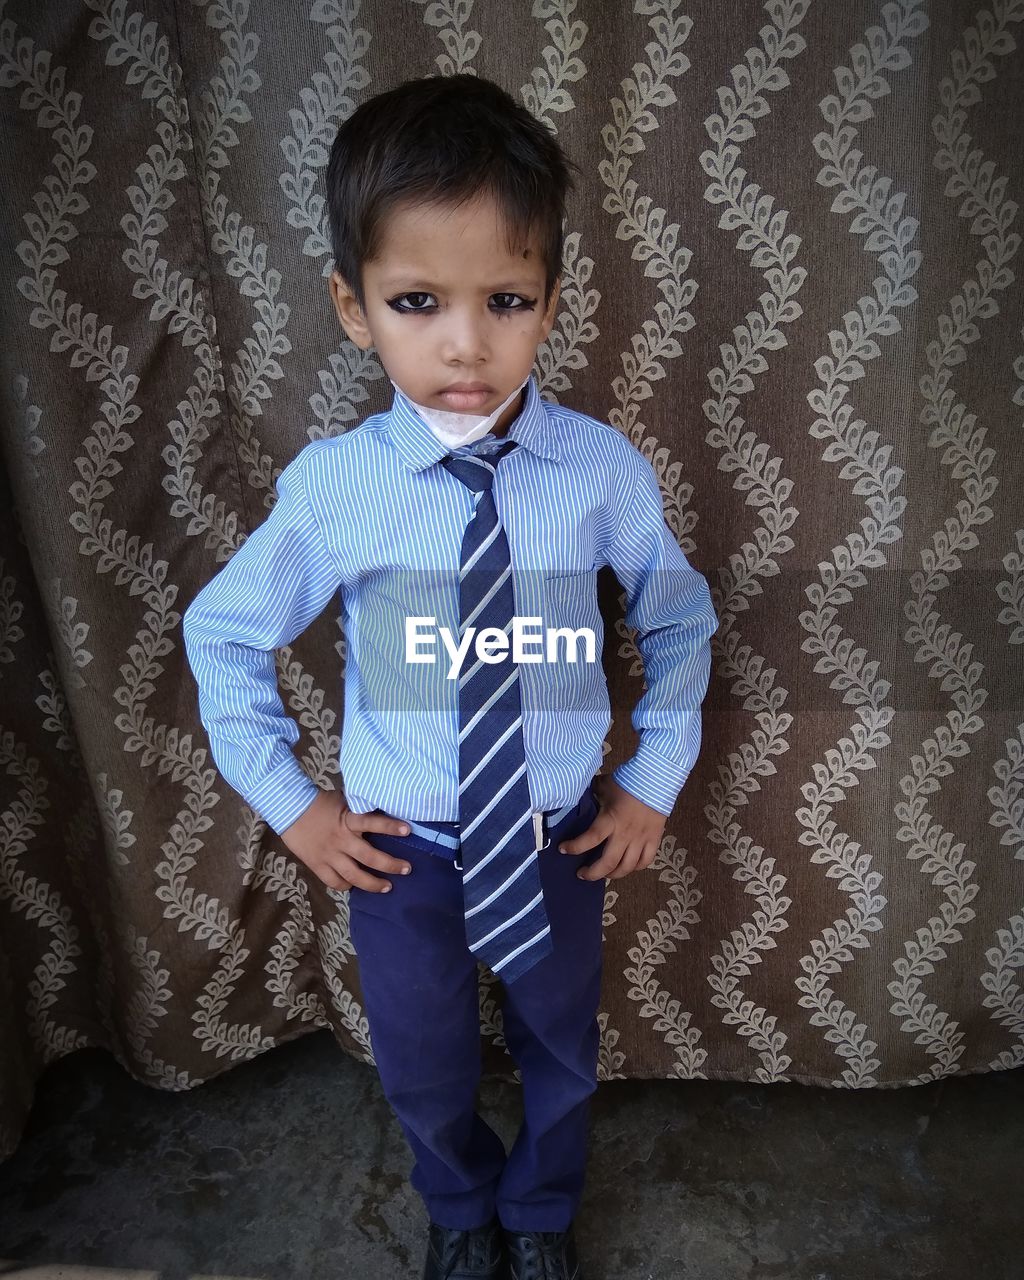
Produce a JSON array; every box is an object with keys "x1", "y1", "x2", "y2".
[{"x1": 182, "y1": 74, "x2": 718, "y2": 1280}]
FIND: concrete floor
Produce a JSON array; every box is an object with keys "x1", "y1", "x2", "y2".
[{"x1": 0, "y1": 1033, "x2": 1020, "y2": 1280}]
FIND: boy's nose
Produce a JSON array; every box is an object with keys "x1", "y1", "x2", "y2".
[{"x1": 441, "y1": 312, "x2": 489, "y2": 363}]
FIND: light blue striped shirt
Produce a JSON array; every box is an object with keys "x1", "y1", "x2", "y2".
[{"x1": 182, "y1": 373, "x2": 719, "y2": 835}]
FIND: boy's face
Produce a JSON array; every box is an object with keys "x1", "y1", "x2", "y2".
[{"x1": 329, "y1": 190, "x2": 560, "y2": 437}]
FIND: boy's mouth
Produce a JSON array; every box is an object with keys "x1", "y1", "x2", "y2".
[{"x1": 439, "y1": 383, "x2": 493, "y2": 411}]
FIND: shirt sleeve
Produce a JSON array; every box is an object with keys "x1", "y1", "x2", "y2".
[
  {"x1": 602, "y1": 450, "x2": 719, "y2": 816},
  {"x1": 181, "y1": 450, "x2": 342, "y2": 835}
]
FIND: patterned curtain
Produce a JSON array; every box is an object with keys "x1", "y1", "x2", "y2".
[{"x1": 2, "y1": 0, "x2": 1023, "y2": 1162}]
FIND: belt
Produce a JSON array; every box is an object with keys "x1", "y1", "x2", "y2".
[{"x1": 401, "y1": 789, "x2": 592, "y2": 871}]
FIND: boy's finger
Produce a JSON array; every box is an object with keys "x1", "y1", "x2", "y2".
[
  {"x1": 322, "y1": 870, "x2": 353, "y2": 893},
  {"x1": 576, "y1": 837, "x2": 628, "y2": 881},
  {"x1": 637, "y1": 843, "x2": 659, "y2": 870},
  {"x1": 558, "y1": 814, "x2": 612, "y2": 855},
  {"x1": 342, "y1": 839, "x2": 413, "y2": 878},
  {"x1": 607, "y1": 843, "x2": 644, "y2": 880},
  {"x1": 345, "y1": 809, "x2": 411, "y2": 838},
  {"x1": 333, "y1": 857, "x2": 396, "y2": 892}
]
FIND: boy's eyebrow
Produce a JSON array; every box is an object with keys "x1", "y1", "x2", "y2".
[{"x1": 378, "y1": 276, "x2": 541, "y2": 292}]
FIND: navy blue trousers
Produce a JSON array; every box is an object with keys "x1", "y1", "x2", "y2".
[{"x1": 348, "y1": 782, "x2": 606, "y2": 1232}]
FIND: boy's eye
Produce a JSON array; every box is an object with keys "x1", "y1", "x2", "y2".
[
  {"x1": 386, "y1": 293, "x2": 537, "y2": 314},
  {"x1": 390, "y1": 292, "x2": 434, "y2": 312},
  {"x1": 491, "y1": 293, "x2": 535, "y2": 311}
]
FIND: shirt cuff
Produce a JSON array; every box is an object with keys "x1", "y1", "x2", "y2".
[
  {"x1": 612, "y1": 744, "x2": 692, "y2": 817},
  {"x1": 245, "y1": 755, "x2": 323, "y2": 835}
]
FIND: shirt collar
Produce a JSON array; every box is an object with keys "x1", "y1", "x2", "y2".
[{"x1": 385, "y1": 372, "x2": 559, "y2": 471}]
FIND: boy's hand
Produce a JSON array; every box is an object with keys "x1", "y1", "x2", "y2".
[
  {"x1": 279, "y1": 790, "x2": 413, "y2": 893},
  {"x1": 558, "y1": 775, "x2": 667, "y2": 881}
]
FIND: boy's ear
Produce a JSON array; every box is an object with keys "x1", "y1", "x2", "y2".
[{"x1": 329, "y1": 269, "x2": 373, "y2": 349}]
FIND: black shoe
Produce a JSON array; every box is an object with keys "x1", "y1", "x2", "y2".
[
  {"x1": 422, "y1": 1216, "x2": 506, "y2": 1280},
  {"x1": 502, "y1": 1225, "x2": 583, "y2": 1280}
]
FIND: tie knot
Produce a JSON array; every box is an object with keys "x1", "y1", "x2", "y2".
[{"x1": 441, "y1": 439, "x2": 518, "y2": 493}]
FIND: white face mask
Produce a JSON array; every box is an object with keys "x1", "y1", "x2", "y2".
[{"x1": 391, "y1": 377, "x2": 529, "y2": 450}]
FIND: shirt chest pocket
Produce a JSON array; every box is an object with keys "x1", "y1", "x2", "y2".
[
  {"x1": 542, "y1": 570, "x2": 600, "y2": 632},
  {"x1": 537, "y1": 572, "x2": 604, "y2": 706}
]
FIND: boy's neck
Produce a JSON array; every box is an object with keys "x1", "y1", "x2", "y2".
[{"x1": 488, "y1": 386, "x2": 526, "y2": 439}]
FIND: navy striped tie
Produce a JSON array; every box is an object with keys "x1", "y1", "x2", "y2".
[{"x1": 441, "y1": 440, "x2": 554, "y2": 982}]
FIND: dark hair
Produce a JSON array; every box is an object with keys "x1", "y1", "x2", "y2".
[{"x1": 324, "y1": 74, "x2": 580, "y2": 313}]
